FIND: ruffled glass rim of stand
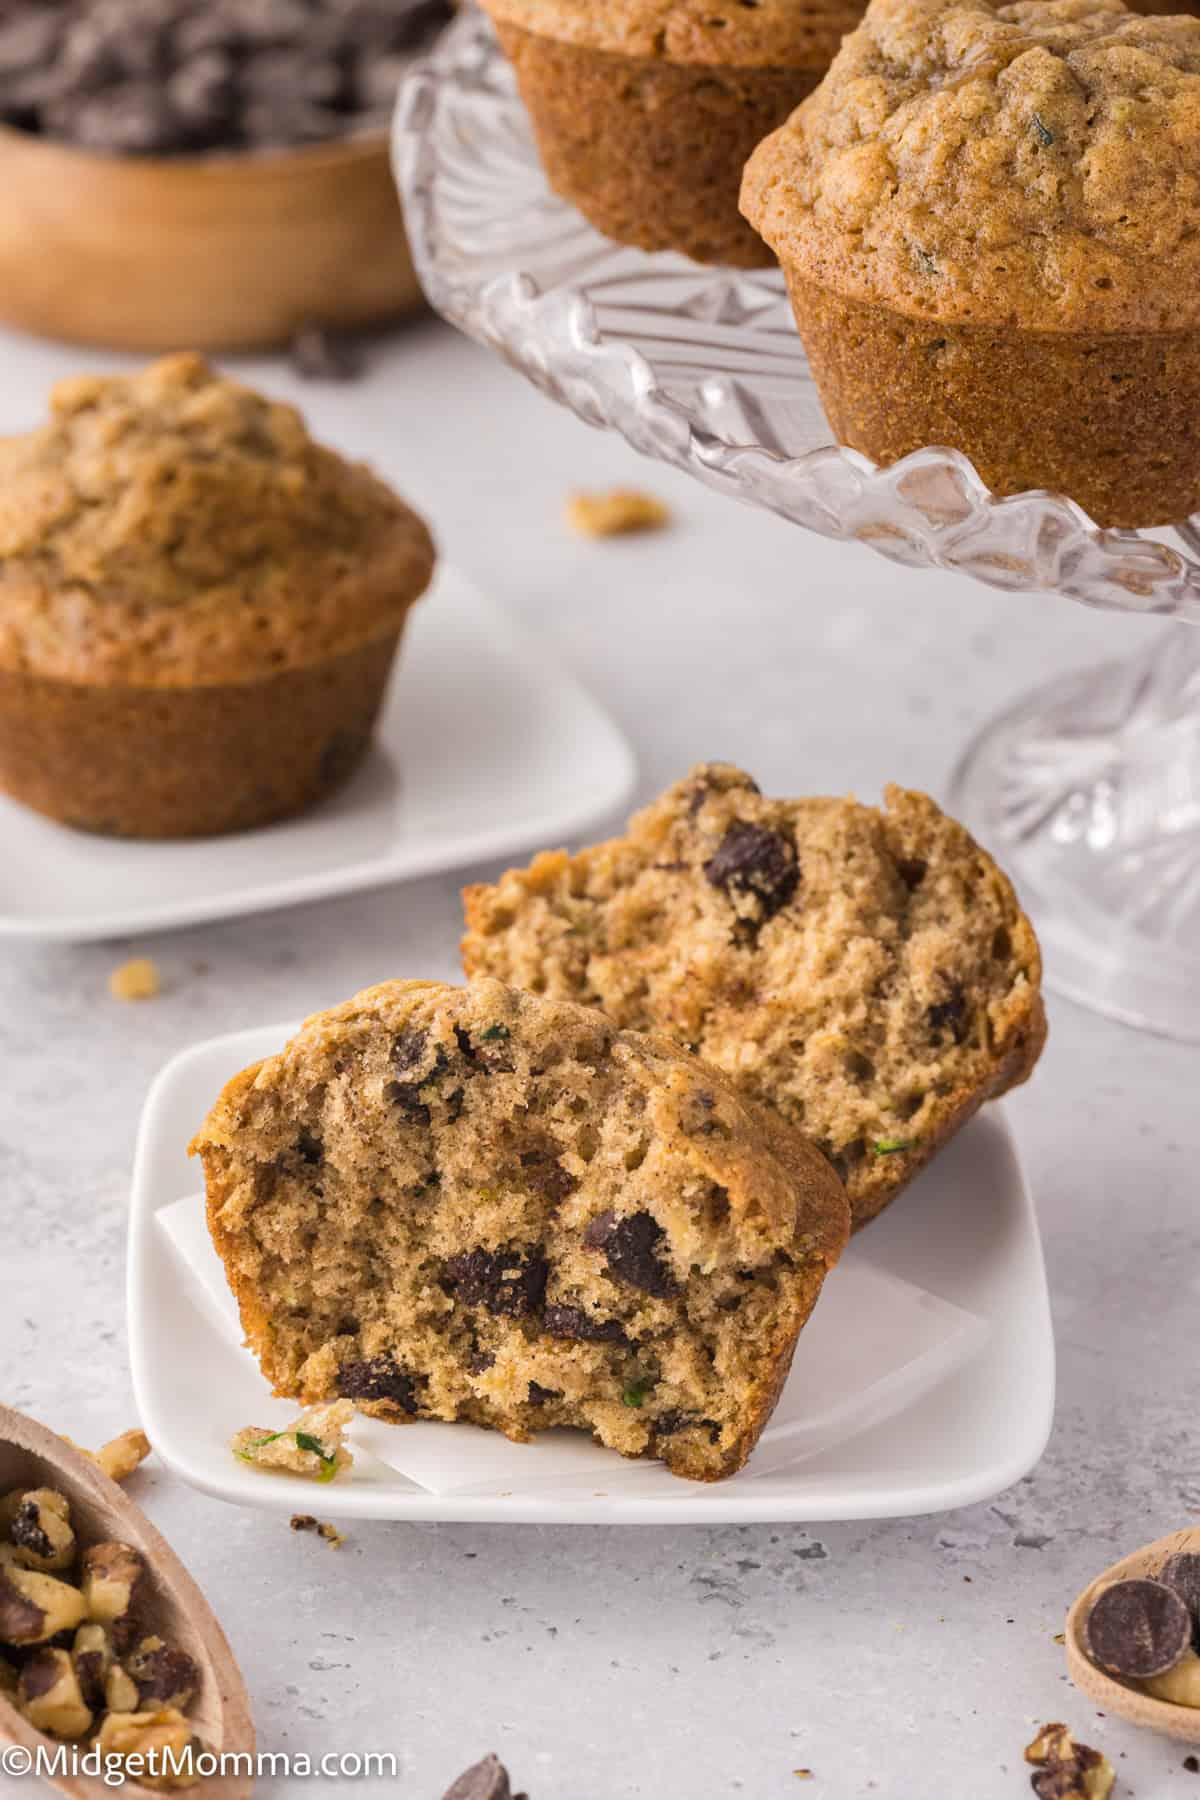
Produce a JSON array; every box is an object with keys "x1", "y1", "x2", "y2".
[{"x1": 394, "y1": 8, "x2": 1200, "y2": 620}]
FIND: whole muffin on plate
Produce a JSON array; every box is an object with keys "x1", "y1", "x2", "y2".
[
  {"x1": 741, "y1": 0, "x2": 1200, "y2": 526},
  {"x1": 0, "y1": 353, "x2": 435, "y2": 838},
  {"x1": 479, "y1": 0, "x2": 865, "y2": 267}
]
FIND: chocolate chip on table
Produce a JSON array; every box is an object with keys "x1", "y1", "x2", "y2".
[
  {"x1": 336, "y1": 1354, "x2": 419, "y2": 1413},
  {"x1": 443, "y1": 1248, "x2": 549, "y2": 1318},
  {"x1": 290, "y1": 322, "x2": 365, "y2": 383},
  {"x1": 583, "y1": 1210, "x2": 676, "y2": 1297},
  {"x1": 543, "y1": 1304, "x2": 629, "y2": 1345},
  {"x1": 442, "y1": 1753, "x2": 515, "y2": 1800},
  {"x1": 703, "y1": 821, "x2": 799, "y2": 922},
  {"x1": 1160, "y1": 1554, "x2": 1200, "y2": 1645},
  {"x1": 1086, "y1": 1578, "x2": 1193, "y2": 1679}
]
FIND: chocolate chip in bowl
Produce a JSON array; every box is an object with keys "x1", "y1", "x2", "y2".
[
  {"x1": 0, "y1": 1403, "x2": 253, "y2": 1799},
  {"x1": 1065, "y1": 1527, "x2": 1200, "y2": 1745},
  {"x1": 0, "y1": 0, "x2": 452, "y2": 350}
]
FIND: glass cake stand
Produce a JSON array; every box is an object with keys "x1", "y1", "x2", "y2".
[{"x1": 394, "y1": 8, "x2": 1200, "y2": 1040}]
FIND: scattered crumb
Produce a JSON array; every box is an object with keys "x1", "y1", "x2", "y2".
[
  {"x1": 109, "y1": 957, "x2": 161, "y2": 1001},
  {"x1": 61, "y1": 1428, "x2": 152, "y2": 1483},
  {"x1": 565, "y1": 488, "x2": 671, "y2": 537},
  {"x1": 1025, "y1": 1723, "x2": 1114, "y2": 1799},
  {"x1": 1054, "y1": 1632, "x2": 1066, "y2": 1644},
  {"x1": 231, "y1": 1400, "x2": 354, "y2": 1482},
  {"x1": 290, "y1": 1514, "x2": 346, "y2": 1549},
  {"x1": 793, "y1": 1771, "x2": 814, "y2": 1781}
]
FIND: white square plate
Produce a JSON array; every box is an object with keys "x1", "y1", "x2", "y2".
[
  {"x1": 129, "y1": 1021, "x2": 1055, "y2": 1523},
  {"x1": 0, "y1": 566, "x2": 636, "y2": 942}
]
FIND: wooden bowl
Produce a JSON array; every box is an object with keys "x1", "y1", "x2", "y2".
[
  {"x1": 0, "y1": 124, "x2": 424, "y2": 351},
  {"x1": 1065, "y1": 1526, "x2": 1200, "y2": 1745},
  {"x1": 0, "y1": 1405, "x2": 254, "y2": 1799}
]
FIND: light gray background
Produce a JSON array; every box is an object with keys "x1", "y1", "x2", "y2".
[{"x1": 2, "y1": 318, "x2": 1195, "y2": 1799}]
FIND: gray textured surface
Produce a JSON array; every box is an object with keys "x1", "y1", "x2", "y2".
[{"x1": 1, "y1": 318, "x2": 1196, "y2": 1799}]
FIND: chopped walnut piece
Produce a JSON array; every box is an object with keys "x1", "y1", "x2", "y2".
[
  {"x1": 126, "y1": 1635, "x2": 199, "y2": 1711},
  {"x1": 96, "y1": 1708, "x2": 200, "y2": 1790},
  {"x1": 109, "y1": 957, "x2": 161, "y2": 1001},
  {"x1": 565, "y1": 488, "x2": 671, "y2": 537},
  {"x1": 18, "y1": 1647, "x2": 93, "y2": 1740},
  {"x1": 72, "y1": 1621, "x2": 112, "y2": 1711},
  {"x1": 1025, "y1": 1723, "x2": 1115, "y2": 1799},
  {"x1": 80, "y1": 1542, "x2": 144, "y2": 1625},
  {"x1": 105, "y1": 1661, "x2": 140, "y2": 1714},
  {"x1": 60, "y1": 1427, "x2": 152, "y2": 1483},
  {"x1": 3, "y1": 1489, "x2": 76, "y2": 1572},
  {"x1": 231, "y1": 1400, "x2": 354, "y2": 1481},
  {"x1": 95, "y1": 1429, "x2": 153, "y2": 1483},
  {"x1": 0, "y1": 1565, "x2": 87, "y2": 1644},
  {"x1": 290, "y1": 1513, "x2": 345, "y2": 1548}
]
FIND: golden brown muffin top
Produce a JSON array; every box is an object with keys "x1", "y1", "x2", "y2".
[
  {"x1": 481, "y1": 0, "x2": 864, "y2": 69},
  {"x1": 0, "y1": 353, "x2": 435, "y2": 687},
  {"x1": 742, "y1": 0, "x2": 1200, "y2": 331}
]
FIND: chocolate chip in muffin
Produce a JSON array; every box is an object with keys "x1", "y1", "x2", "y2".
[
  {"x1": 543, "y1": 1304, "x2": 629, "y2": 1345},
  {"x1": 337, "y1": 1355, "x2": 419, "y2": 1414},
  {"x1": 926, "y1": 980, "x2": 969, "y2": 1045},
  {"x1": 443, "y1": 1248, "x2": 549, "y2": 1318},
  {"x1": 703, "y1": 821, "x2": 799, "y2": 919},
  {"x1": 583, "y1": 1210, "x2": 676, "y2": 1297},
  {"x1": 526, "y1": 1383, "x2": 560, "y2": 1406},
  {"x1": 1086, "y1": 1578, "x2": 1192, "y2": 1679}
]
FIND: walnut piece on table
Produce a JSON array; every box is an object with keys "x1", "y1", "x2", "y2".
[{"x1": 565, "y1": 489, "x2": 671, "y2": 537}]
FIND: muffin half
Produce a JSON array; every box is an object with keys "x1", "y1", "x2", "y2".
[
  {"x1": 463, "y1": 763, "x2": 1045, "y2": 1230},
  {"x1": 193, "y1": 977, "x2": 849, "y2": 1482},
  {"x1": 0, "y1": 353, "x2": 434, "y2": 837},
  {"x1": 482, "y1": 0, "x2": 865, "y2": 267},
  {"x1": 741, "y1": 0, "x2": 1200, "y2": 526}
]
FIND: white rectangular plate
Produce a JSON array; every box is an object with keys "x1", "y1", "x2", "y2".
[
  {"x1": 129, "y1": 1020, "x2": 1055, "y2": 1523},
  {"x1": 0, "y1": 565, "x2": 636, "y2": 941}
]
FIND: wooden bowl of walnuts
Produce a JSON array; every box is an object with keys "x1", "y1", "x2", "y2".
[
  {"x1": 0, "y1": 0, "x2": 451, "y2": 352},
  {"x1": 0, "y1": 1405, "x2": 254, "y2": 1799}
]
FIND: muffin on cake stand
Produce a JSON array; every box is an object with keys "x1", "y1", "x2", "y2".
[{"x1": 394, "y1": 4, "x2": 1200, "y2": 1041}]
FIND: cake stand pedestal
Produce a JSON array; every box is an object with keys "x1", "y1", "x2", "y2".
[{"x1": 395, "y1": 9, "x2": 1200, "y2": 1039}]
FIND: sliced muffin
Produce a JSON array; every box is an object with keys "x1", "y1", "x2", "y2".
[
  {"x1": 481, "y1": 0, "x2": 865, "y2": 267},
  {"x1": 463, "y1": 764, "x2": 1046, "y2": 1230},
  {"x1": 193, "y1": 977, "x2": 849, "y2": 1483},
  {"x1": 0, "y1": 353, "x2": 434, "y2": 837},
  {"x1": 741, "y1": 0, "x2": 1200, "y2": 526}
]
